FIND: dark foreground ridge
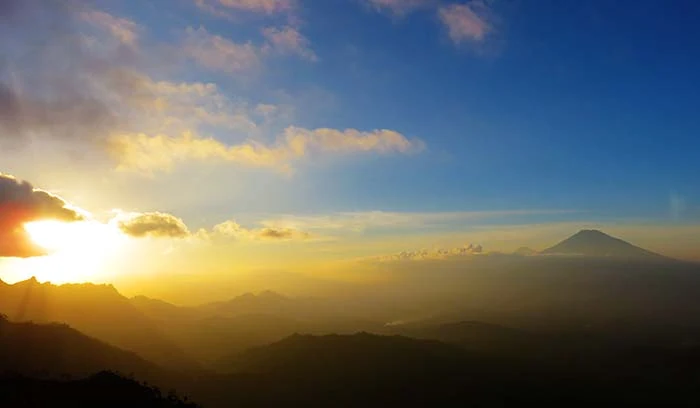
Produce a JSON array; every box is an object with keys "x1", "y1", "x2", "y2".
[
  {"x1": 5, "y1": 315, "x2": 700, "y2": 406},
  {"x1": 0, "y1": 371, "x2": 198, "y2": 408}
]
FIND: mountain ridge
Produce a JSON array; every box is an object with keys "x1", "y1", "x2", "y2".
[{"x1": 0, "y1": 278, "x2": 199, "y2": 371}]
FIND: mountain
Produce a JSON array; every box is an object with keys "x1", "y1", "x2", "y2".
[
  {"x1": 390, "y1": 320, "x2": 536, "y2": 352},
  {"x1": 130, "y1": 293, "x2": 389, "y2": 365},
  {"x1": 541, "y1": 229, "x2": 666, "y2": 259},
  {"x1": 514, "y1": 246, "x2": 537, "y2": 256},
  {"x1": 0, "y1": 316, "x2": 161, "y2": 379},
  {"x1": 0, "y1": 278, "x2": 198, "y2": 370},
  {"x1": 221, "y1": 332, "x2": 474, "y2": 377},
  {"x1": 210, "y1": 331, "x2": 700, "y2": 407},
  {"x1": 0, "y1": 371, "x2": 199, "y2": 408},
  {"x1": 202, "y1": 291, "x2": 297, "y2": 317}
]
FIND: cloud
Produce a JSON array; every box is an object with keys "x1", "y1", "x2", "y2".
[
  {"x1": 0, "y1": 1, "x2": 140, "y2": 149},
  {"x1": 262, "y1": 26, "x2": 317, "y2": 61},
  {"x1": 1, "y1": 0, "x2": 414, "y2": 176},
  {"x1": 438, "y1": 1, "x2": 493, "y2": 44},
  {"x1": 211, "y1": 220, "x2": 310, "y2": 241},
  {"x1": 109, "y1": 131, "x2": 285, "y2": 173},
  {"x1": 260, "y1": 210, "x2": 576, "y2": 232},
  {"x1": 183, "y1": 27, "x2": 261, "y2": 74},
  {"x1": 113, "y1": 72, "x2": 262, "y2": 134},
  {"x1": 0, "y1": 82, "x2": 113, "y2": 149},
  {"x1": 114, "y1": 212, "x2": 310, "y2": 242},
  {"x1": 110, "y1": 127, "x2": 422, "y2": 173},
  {"x1": 116, "y1": 212, "x2": 191, "y2": 238},
  {"x1": 193, "y1": 0, "x2": 294, "y2": 17},
  {"x1": 79, "y1": 10, "x2": 140, "y2": 46},
  {"x1": 283, "y1": 127, "x2": 420, "y2": 155},
  {"x1": 183, "y1": 26, "x2": 316, "y2": 73},
  {"x1": 362, "y1": 0, "x2": 433, "y2": 16},
  {"x1": 362, "y1": 0, "x2": 497, "y2": 51},
  {"x1": 375, "y1": 243, "x2": 483, "y2": 262},
  {"x1": 0, "y1": 173, "x2": 84, "y2": 257}
]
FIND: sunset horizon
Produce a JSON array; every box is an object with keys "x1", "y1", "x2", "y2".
[{"x1": 2, "y1": 0, "x2": 700, "y2": 406}]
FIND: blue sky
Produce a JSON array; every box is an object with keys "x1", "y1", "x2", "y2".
[
  {"x1": 96, "y1": 0, "x2": 700, "y2": 220},
  {"x1": 1, "y1": 0, "x2": 700, "y2": 292}
]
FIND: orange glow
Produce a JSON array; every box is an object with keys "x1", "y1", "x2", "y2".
[{"x1": 20, "y1": 220, "x2": 127, "y2": 283}]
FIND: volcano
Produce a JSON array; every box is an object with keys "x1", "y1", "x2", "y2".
[{"x1": 541, "y1": 229, "x2": 667, "y2": 260}]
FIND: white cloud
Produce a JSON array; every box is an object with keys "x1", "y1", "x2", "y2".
[
  {"x1": 375, "y1": 243, "x2": 483, "y2": 262},
  {"x1": 282, "y1": 127, "x2": 421, "y2": 155},
  {"x1": 109, "y1": 131, "x2": 288, "y2": 173},
  {"x1": 183, "y1": 27, "x2": 261, "y2": 74},
  {"x1": 194, "y1": 0, "x2": 294, "y2": 16},
  {"x1": 262, "y1": 26, "x2": 317, "y2": 61},
  {"x1": 260, "y1": 210, "x2": 575, "y2": 232},
  {"x1": 80, "y1": 10, "x2": 140, "y2": 46},
  {"x1": 183, "y1": 26, "x2": 317, "y2": 74},
  {"x1": 1, "y1": 0, "x2": 417, "y2": 177},
  {"x1": 202, "y1": 220, "x2": 311, "y2": 241},
  {"x1": 110, "y1": 127, "x2": 423, "y2": 174},
  {"x1": 438, "y1": 1, "x2": 492, "y2": 44}
]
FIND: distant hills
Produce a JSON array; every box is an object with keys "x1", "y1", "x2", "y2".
[
  {"x1": 541, "y1": 229, "x2": 667, "y2": 259},
  {"x1": 0, "y1": 228, "x2": 691, "y2": 378},
  {"x1": 390, "y1": 320, "x2": 536, "y2": 353},
  {"x1": 0, "y1": 279, "x2": 198, "y2": 371},
  {"x1": 222, "y1": 332, "x2": 470, "y2": 376},
  {"x1": 0, "y1": 316, "x2": 161, "y2": 380}
]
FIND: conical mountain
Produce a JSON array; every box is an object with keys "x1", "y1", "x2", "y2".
[{"x1": 541, "y1": 229, "x2": 666, "y2": 259}]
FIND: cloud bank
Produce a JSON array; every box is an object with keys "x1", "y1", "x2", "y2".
[
  {"x1": 375, "y1": 243, "x2": 484, "y2": 262},
  {"x1": 1, "y1": 0, "x2": 419, "y2": 176},
  {"x1": 111, "y1": 127, "x2": 422, "y2": 174}
]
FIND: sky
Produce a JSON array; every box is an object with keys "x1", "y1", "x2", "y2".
[{"x1": 1, "y1": 0, "x2": 699, "y2": 302}]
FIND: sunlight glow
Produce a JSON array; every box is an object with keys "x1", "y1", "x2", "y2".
[{"x1": 20, "y1": 220, "x2": 128, "y2": 284}]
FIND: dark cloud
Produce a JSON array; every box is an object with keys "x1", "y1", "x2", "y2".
[
  {"x1": 0, "y1": 0, "x2": 131, "y2": 149},
  {"x1": 258, "y1": 227, "x2": 310, "y2": 240},
  {"x1": 0, "y1": 173, "x2": 84, "y2": 257},
  {"x1": 0, "y1": 82, "x2": 115, "y2": 146},
  {"x1": 117, "y1": 212, "x2": 190, "y2": 239},
  {"x1": 0, "y1": 0, "x2": 23, "y2": 20},
  {"x1": 211, "y1": 220, "x2": 311, "y2": 241}
]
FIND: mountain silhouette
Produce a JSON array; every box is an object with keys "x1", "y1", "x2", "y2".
[
  {"x1": 0, "y1": 278, "x2": 199, "y2": 370},
  {"x1": 391, "y1": 321, "x2": 536, "y2": 353},
  {"x1": 221, "y1": 332, "x2": 473, "y2": 377},
  {"x1": 541, "y1": 229, "x2": 666, "y2": 259},
  {"x1": 0, "y1": 371, "x2": 199, "y2": 408},
  {"x1": 203, "y1": 291, "x2": 296, "y2": 317},
  {"x1": 0, "y1": 315, "x2": 161, "y2": 379}
]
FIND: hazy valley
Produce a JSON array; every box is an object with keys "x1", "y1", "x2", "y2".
[{"x1": 4, "y1": 231, "x2": 700, "y2": 406}]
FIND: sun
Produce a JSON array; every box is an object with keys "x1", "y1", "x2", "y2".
[{"x1": 21, "y1": 220, "x2": 127, "y2": 284}]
